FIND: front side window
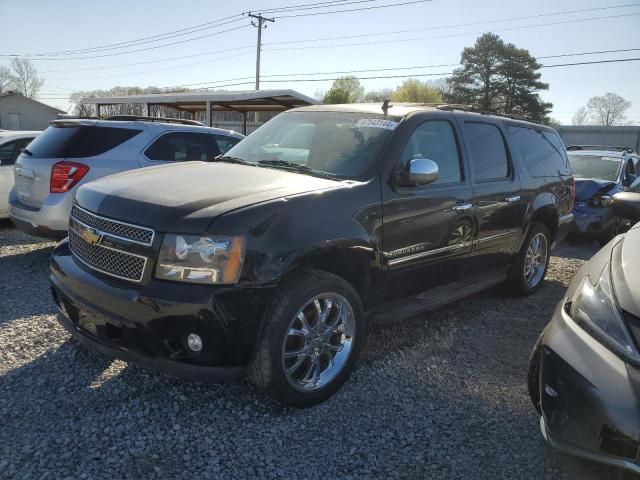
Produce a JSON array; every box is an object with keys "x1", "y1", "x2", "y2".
[
  {"x1": 146, "y1": 132, "x2": 220, "y2": 161},
  {"x1": 0, "y1": 140, "x2": 18, "y2": 166},
  {"x1": 464, "y1": 122, "x2": 509, "y2": 182},
  {"x1": 223, "y1": 111, "x2": 396, "y2": 179},
  {"x1": 399, "y1": 120, "x2": 462, "y2": 185},
  {"x1": 569, "y1": 155, "x2": 621, "y2": 182}
]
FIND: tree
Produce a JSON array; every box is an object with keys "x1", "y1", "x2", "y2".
[
  {"x1": 586, "y1": 93, "x2": 631, "y2": 126},
  {"x1": 8, "y1": 58, "x2": 44, "y2": 98},
  {"x1": 447, "y1": 33, "x2": 551, "y2": 121},
  {"x1": 391, "y1": 79, "x2": 442, "y2": 103},
  {"x1": 0, "y1": 66, "x2": 12, "y2": 94},
  {"x1": 572, "y1": 106, "x2": 589, "y2": 125},
  {"x1": 323, "y1": 76, "x2": 364, "y2": 104},
  {"x1": 363, "y1": 88, "x2": 394, "y2": 103}
]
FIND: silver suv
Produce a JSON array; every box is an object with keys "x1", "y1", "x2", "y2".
[{"x1": 9, "y1": 117, "x2": 244, "y2": 238}]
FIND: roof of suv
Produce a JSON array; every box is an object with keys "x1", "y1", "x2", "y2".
[
  {"x1": 293, "y1": 103, "x2": 551, "y2": 129},
  {"x1": 49, "y1": 119, "x2": 244, "y2": 138}
]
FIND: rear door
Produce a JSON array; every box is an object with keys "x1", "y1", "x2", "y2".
[
  {"x1": 381, "y1": 114, "x2": 474, "y2": 301},
  {"x1": 459, "y1": 119, "x2": 525, "y2": 271},
  {"x1": 0, "y1": 138, "x2": 25, "y2": 213},
  {"x1": 139, "y1": 131, "x2": 221, "y2": 167}
]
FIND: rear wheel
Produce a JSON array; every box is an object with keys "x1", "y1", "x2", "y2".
[
  {"x1": 248, "y1": 269, "x2": 365, "y2": 407},
  {"x1": 506, "y1": 222, "x2": 551, "y2": 296}
]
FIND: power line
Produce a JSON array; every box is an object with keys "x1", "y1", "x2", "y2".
[
  {"x1": 0, "y1": 24, "x2": 251, "y2": 61},
  {"x1": 264, "y1": 12, "x2": 640, "y2": 51},
  {"x1": 18, "y1": 16, "x2": 246, "y2": 57},
  {"x1": 265, "y1": 3, "x2": 640, "y2": 45},
  {"x1": 276, "y1": 0, "x2": 430, "y2": 18},
  {"x1": 40, "y1": 46, "x2": 255, "y2": 73}
]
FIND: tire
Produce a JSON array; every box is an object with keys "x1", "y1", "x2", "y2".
[
  {"x1": 527, "y1": 328, "x2": 546, "y2": 415},
  {"x1": 506, "y1": 222, "x2": 551, "y2": 296},
  {"x1": 247, "y1": 269, "x2": 365, "y2": 407}
]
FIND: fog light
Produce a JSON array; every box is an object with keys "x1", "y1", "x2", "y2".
[{"x1": 187, "y1": 333, "x2": 203, "y2": 352}]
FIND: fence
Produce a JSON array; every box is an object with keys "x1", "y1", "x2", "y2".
[{"x1": 556, "y1": 126, "x2": 640, "y2": 152}]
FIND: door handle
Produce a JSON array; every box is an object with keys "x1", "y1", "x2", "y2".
[
  {"x1": 505, "y1": 195, "x2": 521, "y2": 203},
  {"x1": 452, "y1": 202, "x2": 473, "y2": 212}
]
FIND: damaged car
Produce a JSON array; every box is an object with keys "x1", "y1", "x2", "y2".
[
  {"x1": 528, "y1": 191, "x2": 640, "y2": 475},
  {"x1": 568, "y1": 146, "x2": 639, "y2": 244}
]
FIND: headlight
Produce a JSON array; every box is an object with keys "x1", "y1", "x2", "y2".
[
  {"x1": 587, "y1": 194, "x2": 612, "y2": 208},
  {"x1": 569, "y1": 263, "x2": 640, "y2": 362},
  {"x1": 156, "y1": 234, "x2": 245, "y2": 284}
]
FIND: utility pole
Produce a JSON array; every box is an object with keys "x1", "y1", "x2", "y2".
[{"x1": 248, "y1": 12, "x2": 274, "y2": 91}]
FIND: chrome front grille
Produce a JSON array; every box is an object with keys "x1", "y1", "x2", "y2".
[
  {"x1": 71, "y1": 205, "x2": 154, "y2": 245},
  {"x1": 68, "y1": 206, "x2": 153, "y2": 283},
  {"x1": 69, "y1": 229, "x2": 147, "y2": 282}
]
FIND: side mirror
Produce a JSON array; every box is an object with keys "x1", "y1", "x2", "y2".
[
  {"x1": 612, "y1": 192, "x2": 640, "y2": 222},
  {"x1": 396, "y1": 158, "x2": 439, "y2": 187}
]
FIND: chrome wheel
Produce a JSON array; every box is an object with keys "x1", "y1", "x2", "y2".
[
  {"x1": 281, "y1": 293, "x2": 355, "y2": 392},
  {"x1": 524, "y1": 233, "x2": 548, "y2": 288}
]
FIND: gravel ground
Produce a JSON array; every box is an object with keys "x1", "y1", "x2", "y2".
[{"x1": 0, "y1": 218, "x2": 635, "y2": 480}]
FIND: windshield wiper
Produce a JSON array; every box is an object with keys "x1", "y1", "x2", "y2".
[
  {"x1": 256, "y1": 160, "x2": 335, "y2": 179},
  {"x1": 215, "y1": 155, "x2": 252, "y2": 165},
  {"x1": 22, "y1": 148, "x2": 33, "y2": 157}
]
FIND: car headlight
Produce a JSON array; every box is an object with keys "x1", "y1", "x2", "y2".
[
  {"x1": 156, "y1": 234, "x2": 245, "y2": 284},
  {"x1": 587, "y1": 194, "x2": 612, "y2": 208},
  {"x1": 569, "y1": 263, "x2": 640, "y2": 362}
]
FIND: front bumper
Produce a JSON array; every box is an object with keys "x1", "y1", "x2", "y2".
[
  {"x1": 9, "y1": 188, "x2": 71, "y2": 238},
  {"x1": 572, "y1": 205, "x2": 616, "y2": 236},
  {"x1": 50, "y1": 239, "x2": 273, "y2": 382},
  {"x1": 539, "y1": 300, "x2": 640, "y2": 473}
]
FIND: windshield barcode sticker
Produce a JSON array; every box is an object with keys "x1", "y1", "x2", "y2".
[{"x1": 355, "y1": 118, "x2": 399, "y2": 130}]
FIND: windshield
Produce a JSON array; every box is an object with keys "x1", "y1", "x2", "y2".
[
  {"x1": 568, "y1": 154, "x2": 621, "y2": 181},
  {"x1": 223, "y1": 111, "x2": 397, "y2": 179}
]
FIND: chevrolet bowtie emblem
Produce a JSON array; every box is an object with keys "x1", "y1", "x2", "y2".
[{"x1": 80, "y1": 225, "x2": 102, "y2": 246}]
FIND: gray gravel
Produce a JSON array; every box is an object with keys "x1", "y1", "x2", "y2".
[{"x1": 0, "y1": 219, "x2": 634, "y2": 479}]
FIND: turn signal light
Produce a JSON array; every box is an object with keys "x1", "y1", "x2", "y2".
[{"x1": 50, "y1": 162, "x2": 90, "y2": 193}]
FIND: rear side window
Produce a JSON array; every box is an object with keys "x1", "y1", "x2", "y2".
[
  {"x1": 214, "y1": 135, "x2": 240, "y2": 155},
  {"x1": 145, "y1": 132, "x2": 220, "y2": 161},
  {"x1": 464, "y1": 122, "x2": 509, "y2": 181},
  {"x1": 26, "y1": 125, "x2": 141, "y2": 158},
  {"x1": 508, "y1": 126, "x2": 571, "y2": 177}
]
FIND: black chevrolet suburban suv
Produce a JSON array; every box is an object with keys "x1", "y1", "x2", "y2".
[{"x1": 50, "y1": 104, "x2": 574, "y2": 406}]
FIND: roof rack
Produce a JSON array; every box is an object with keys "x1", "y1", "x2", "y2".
[
  {"x1": 435, "y1": 104, "x2": 537, "y2": 123},
  {"x1": 566, "y1": 145, "x2": 636, "y2": 154},
  {"x1": 104, "y1": 115, "x2": 205, "y2": 126}
]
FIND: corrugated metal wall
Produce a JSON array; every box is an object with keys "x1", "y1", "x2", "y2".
[{"x1": 556, "y1": 126, "x2": 640, "y2": 152}]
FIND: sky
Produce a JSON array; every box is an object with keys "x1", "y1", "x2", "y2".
[{"x1": 1, "y1": 0, "x2": 639, "y2": 124}]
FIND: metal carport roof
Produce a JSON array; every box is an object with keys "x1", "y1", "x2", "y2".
[{"x1": 81, "y1": 89, "x2": 320, "y2": 133}]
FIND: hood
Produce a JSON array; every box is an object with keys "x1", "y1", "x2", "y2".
[
  {"x1": 75, "y1": 161, "x2": 343, "y2": 233},
  {"x1": 574, "y1": 179, "x2": 618, "y2": 201},
  {"x1": 612, "y1": 223, "x2": 640, "y2": 320}
]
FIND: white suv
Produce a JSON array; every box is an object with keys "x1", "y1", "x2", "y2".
[{"x1": 9, "y1": 117, "x2": 244, "y2": 237}]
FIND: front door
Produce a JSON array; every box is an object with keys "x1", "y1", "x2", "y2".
[
  {"x1": 381, "y1": 117, "x2": 474, "y2": 302},
  {"x1": 458, "y1": 120, "x2": 525, "y2": 271}
]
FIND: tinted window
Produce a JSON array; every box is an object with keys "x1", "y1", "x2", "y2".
[
  {"x1": 225, "y1": 111, "x2": 395, "y2": 179},
  {"x1": 508, "y1": 126, "x2": 571, "y2": 177},
  {"x1": 0, "y1": 140, "x2": 18, "y2": 166},
  {"x1": 145, "y1": 132, "x2": 220, "y2": 161},
  {"x1": 400, "y1": 120, "x2": 462, "y2": 185},
  {"x1": 214, "y1": 135, "x2": 240, "y2": 155},
  {"x1": 464, "y1": 122, "x2": 509, "y2": 181},
  {"x1": 26, "y1": 125, "x2": 141, "y2": 158}
]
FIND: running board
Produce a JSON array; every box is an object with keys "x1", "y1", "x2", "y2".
[{"x1": 367, "y1": 270, "x2": 508, "y2": 324}]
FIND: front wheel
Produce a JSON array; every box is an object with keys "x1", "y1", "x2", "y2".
[
  {"x1": 248, "y1": 269, "x2": 365, "y2": 407},
  {"x1": 506, "y1": 222, "x2": 551, "y2": 296}
]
